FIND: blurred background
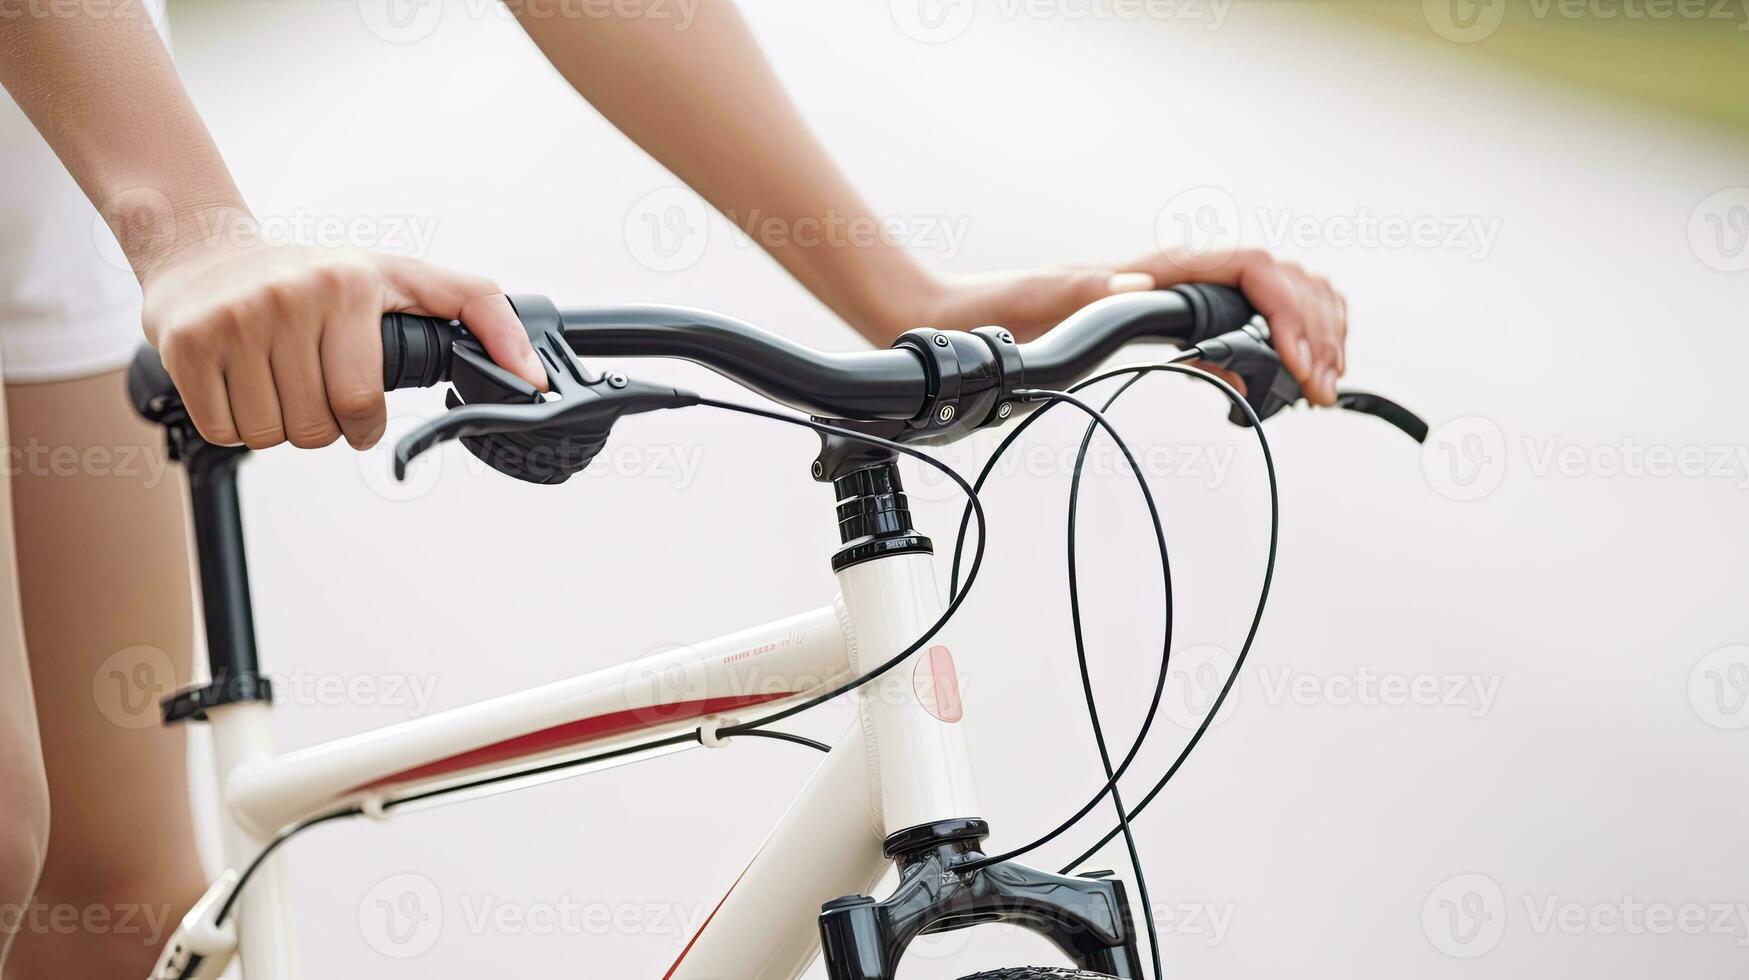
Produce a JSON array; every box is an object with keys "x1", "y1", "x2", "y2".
[{"x1": 145, "y1": 0, "x2": 1749, "y2": 976}]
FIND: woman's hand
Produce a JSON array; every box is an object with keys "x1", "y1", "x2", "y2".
[
  {"x1": 141, "y1": 235, "x2": 548, "y2": 451},
  {"x1": 895, "y1": 249, "x2": 1349, "y2": 406}
]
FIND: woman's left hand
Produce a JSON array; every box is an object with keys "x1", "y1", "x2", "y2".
[{"x1": 891, "y1": 249, "x2": 1349, "y2": 406}]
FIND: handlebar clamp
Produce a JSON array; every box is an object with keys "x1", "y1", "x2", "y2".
[
  {"x1": 892, "y1": 327, "x2": 1008, "y2": 434},
  {"x1": 811, "y1": 324, "x2": 1020, "y2": 481}
]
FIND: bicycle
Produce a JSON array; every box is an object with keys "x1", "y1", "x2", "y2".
[{"x1": 131, "y1": 284, "x2": 1424, "y2": 980}]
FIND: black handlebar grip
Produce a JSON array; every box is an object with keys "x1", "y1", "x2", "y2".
[
  {"x1": 1171, "y1": 284, "x2": 1258, "y2": 348},
  {"x1": 381, "y1": 312, "x2": 467, "y2": 390}
]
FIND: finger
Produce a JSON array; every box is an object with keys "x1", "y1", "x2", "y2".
[
  {"x1": 1238, "y1": 258, "x2": 1329, "y2": 404},
  {"x1": 159, "y1": 336, "x2": 241, "y2": 446},
  {"x1": 1105, "y1": 270, "x2": 1156, "y2": 295},
  {"x1": 380, "y1": 257, "x2": 548, "y2": 391},
  {"x1": 270, "y1": 339, "x2": 342, "y2": 449},
  {"x1": 1302, "y1": 277, "x2": 1343, "y2": 404},
  {"x1": 1129, "y1": 249, "x2": 1315, "y2": 368},
  {"x1": 319, "y1": 267, "x2": 389, "y2": 450},
  {"x1": 1186, "y1": 360, "x2": 1246, "y2": 397},
  {"x1": 1062, "y1": 268, "x2": 1154, "y2": 312},
  {"x1": 223, "y1": 354, "x2": 286, "y2": 450},
  {"x1": 1330, "y1": 286, "x2": 1349, "y2": 376}
]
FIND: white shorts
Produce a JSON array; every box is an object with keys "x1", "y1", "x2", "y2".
[{"x1": 0, "y1": 0, "x2": 169, "y2": 384}]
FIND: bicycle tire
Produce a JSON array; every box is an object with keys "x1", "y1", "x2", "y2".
[{"x1": 956, "y1": 970, "x2": 1119, "y2": 980}]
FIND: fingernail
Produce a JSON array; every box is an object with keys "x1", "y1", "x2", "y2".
[
  {"x1": 1321, "y1": 368, "x2": 1338, "y2": 400},
  {"x1": 1295, "y1": 339, "x2": 1312, "y2": 372},
  {"x1": 1106, "y1": 271, "x2": 1156, "y2": 294}
]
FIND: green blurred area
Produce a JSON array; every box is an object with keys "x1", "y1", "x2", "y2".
[{"x1": 1331, "y1": 0, "x2": 1749, "y2": 135}]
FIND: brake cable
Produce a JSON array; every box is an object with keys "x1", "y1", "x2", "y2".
[
  {"x1": 942, "y1": 380, "x2": 1173, "y2": 978},
  {"x1": 945, "y1": 389, "x2": 1171, "y2": 870},
  {"x1": 1057, "y1": 364, "x2": 1278, "y2": 873},
  {"x1": 1062, "y1": 371, "x2": 1163, "y2": 980},
  {"x1": 936, "y1": 360, "x2": 1279, "y2": 980},
  {"x1": 946, "y1": 362, "x2": 1278, "y2": 865}
]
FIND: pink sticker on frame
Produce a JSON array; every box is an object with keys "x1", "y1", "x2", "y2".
[{"x1": 913, "y1": 645, "x2": 964, "y2": 723}]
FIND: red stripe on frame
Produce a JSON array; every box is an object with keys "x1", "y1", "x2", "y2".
[
  {"x1": 354, "y1": 692, "x2": 793, "y2": 792},
  {"x1": 664, "y1": 866, "x2": 750, "y2": 979}
]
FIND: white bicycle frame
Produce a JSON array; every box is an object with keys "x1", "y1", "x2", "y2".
[
  {"x1": 143, "y1": 291, "x2": 1261, "y2": 980},
  {"x1": 162, "y1": 546, "x2": 982, "y2": 979}
]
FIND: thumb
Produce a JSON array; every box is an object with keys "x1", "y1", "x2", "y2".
[
  {"x1": 1054, "y1": 269, "x2": 1157, "y2": 318},
  {"x1": 379, "y1": 257, "x2": 549, "y2": 391},
  {"x1": 1104, "y1": 270, "x2": 1157, "y2": 295}
]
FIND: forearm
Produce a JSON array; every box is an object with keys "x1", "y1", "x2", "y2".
[
  {"x1": 0, "y1": 2, "x2": 250, "y2": 279},
  {"x1": 512, "y1": 0, "x2": 939, "y2": 343}
]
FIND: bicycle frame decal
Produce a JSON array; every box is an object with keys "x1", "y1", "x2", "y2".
[{"x1": 914, "y1": 645, "x2": 963, "y2": 724}]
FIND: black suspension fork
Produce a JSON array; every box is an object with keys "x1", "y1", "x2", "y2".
[{"x1": 817, "y1": 821, "x2": 1144, "y2": 980}]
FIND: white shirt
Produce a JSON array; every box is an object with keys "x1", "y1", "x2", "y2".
[{"x1": 0, "y1": 0, "x2": 170, "y2": 383}]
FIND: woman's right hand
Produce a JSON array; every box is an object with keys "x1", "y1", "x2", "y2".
[{"x1": 140, "y1": 239, "x2": 548, "y2": 451}]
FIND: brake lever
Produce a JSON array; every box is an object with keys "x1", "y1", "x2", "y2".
[
  {"x1": 1190, "y1": 325, "x2": 1426, "y2": 443},
  {"x1": 395, "y1": 396, "x2": 573, "y2": 481},
  {"x1": 393, "y1": 379, "x2": 698, "y2": 481},
  {"x1": 393, "y1": 295, "x2": 697, "y2": 484},
  {"x1": 1190, "y1": 322, "x2": 1302, "y2": 425}
]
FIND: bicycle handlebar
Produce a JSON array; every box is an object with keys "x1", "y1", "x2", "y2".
[
  {"x1": 131, "y1": 282, "x2": 1421, "y2": 488},
  {"x1": 379, "y1": 285, "x2": 1253, "y2": 421}
]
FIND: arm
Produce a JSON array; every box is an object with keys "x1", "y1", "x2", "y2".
[
  {"x1": 512, "y1": 0, "x2": 1348, "y2": 403},
  {"x1": 511, "y1": 0, "x2": 937, "y2": 344},
  {"x1": 0, "y1": 6, "x2": 545, "y2": 449}
]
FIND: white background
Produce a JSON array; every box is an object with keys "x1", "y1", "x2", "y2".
[{"x1": 160, "y1": 0, "x2": 1749, "y2": 976}]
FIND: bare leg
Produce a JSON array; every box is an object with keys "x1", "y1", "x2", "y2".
[
  {"x1": 4, "y1": 368, "x2": 204, "y2": 978},
  {"x1": 0, "y1": 383, "x2": 52, "y2": 972}
]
